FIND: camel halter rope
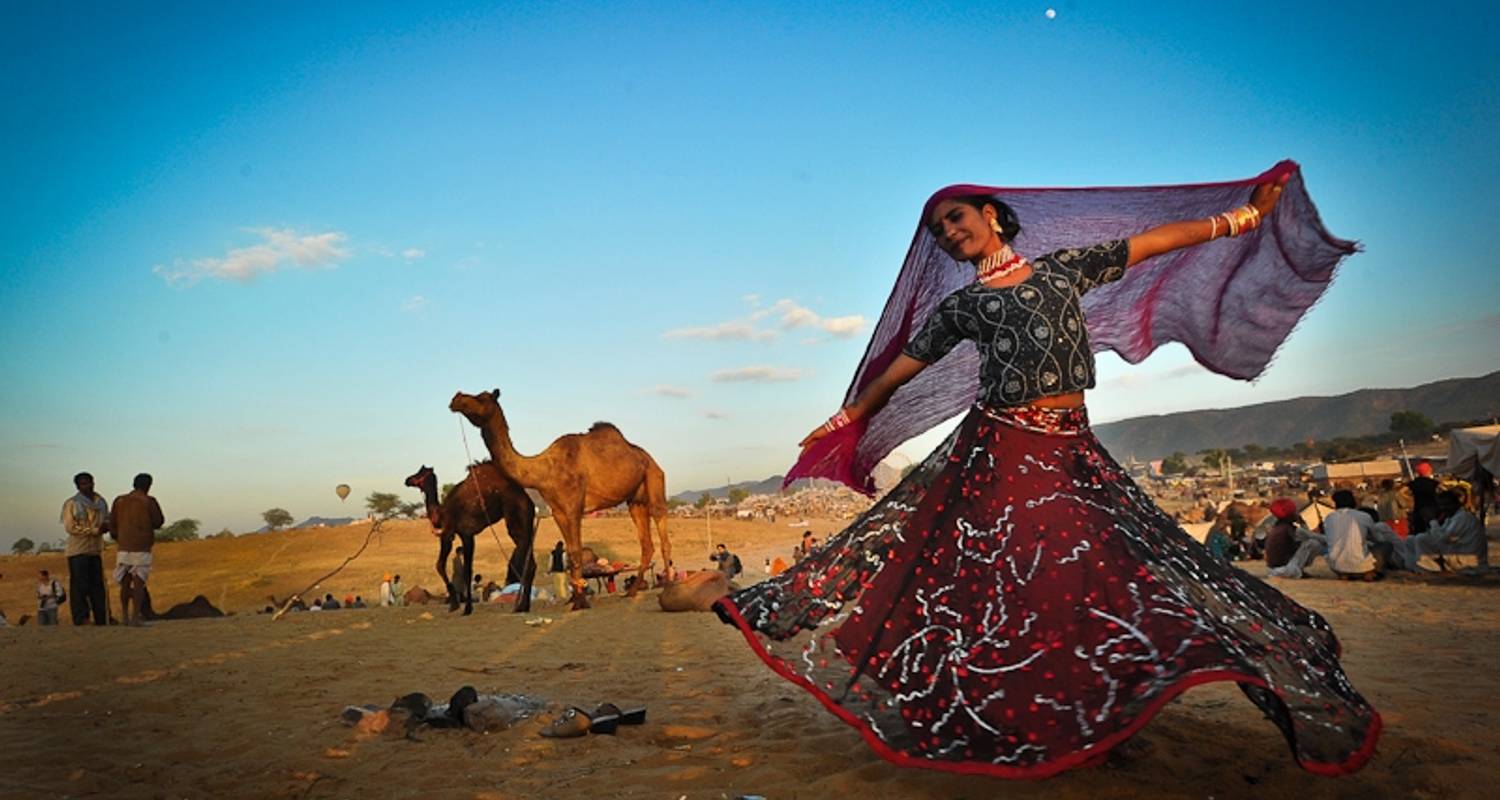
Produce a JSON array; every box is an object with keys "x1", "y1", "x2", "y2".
[{"x1": 457, "y1": 417, "x2": 540, "y2": 582}]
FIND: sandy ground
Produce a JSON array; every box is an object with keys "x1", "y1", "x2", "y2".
[{"x1": 2, "y1": 517, "x2": 1497, "y2": 799}]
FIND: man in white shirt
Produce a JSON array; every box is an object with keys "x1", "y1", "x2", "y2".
[
  {"x1": 1406, "y1": 491, "x2": 1488, "y2": 570},
  {"x1": 1321, "y1": 490, "x2": 1400, "y2": 580},
  {"x1": 36, "y1": 569, "x2": 65, "y2": 625}
]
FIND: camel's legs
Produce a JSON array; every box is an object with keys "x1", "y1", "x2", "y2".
[
  {"x1": 654, "y1": 510, "x2": 672, "y2": 583},
  {"x1": 627, "y1": 501, "x2": 654, "y2": 595},
  {"x1": 645, "y1": 465, "x2": 673, "y2": 584},
  {"x1": 507, "y1": 501, "x2": 537, "y2": 613},
  {"x1": 436, "y1": 531, "x2": 458, "y2": 611},
  {"x1": 554, "y1": 505, "x2": 589, "y2": 610},
  {"x1": 459, "y1": 534, "x2": 476, "y2": 616}
]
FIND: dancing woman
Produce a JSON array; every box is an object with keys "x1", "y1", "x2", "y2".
[{"x1": 714, "y1": 163, "x2": 1380, "y2": 778}]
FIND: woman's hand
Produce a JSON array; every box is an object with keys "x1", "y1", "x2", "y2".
[
  {"x1": 1249, "y1": 173, "x2": 1290, "y2": 218},
  {"x1": 799, "y1": 423, "x2": 831, "y2": 451}
]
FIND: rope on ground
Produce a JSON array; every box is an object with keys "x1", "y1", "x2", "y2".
[{"x1": 271, "y1": 518, "x2": 385, "y2": 621}]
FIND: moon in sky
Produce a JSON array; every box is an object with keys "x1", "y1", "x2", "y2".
[{"x1": 1046, "y1": 8, "x2": 1057, "y2": 18}]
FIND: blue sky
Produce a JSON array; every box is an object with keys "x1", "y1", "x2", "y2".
[{"x1": 2, "y1": 1, "x2": 1497, "y2": 550}]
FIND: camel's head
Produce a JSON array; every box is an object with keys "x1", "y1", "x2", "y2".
[
  {"x1": 449, "y1": 389, "x2": 501, "y2": 424},
  {"x1": 403, "y1": 465, "x2": 435, "y2": 489}
]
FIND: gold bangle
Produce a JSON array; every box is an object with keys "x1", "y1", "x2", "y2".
[{"x1": 1209, "y1": 216, "x2": 1220, "y2": 240}]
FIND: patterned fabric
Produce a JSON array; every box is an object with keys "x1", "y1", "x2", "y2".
[
  {"x1": 785, "y1": 161, "x2": 1359, "y2": 495},
  {"x1": 717, "y1": 404, "x2": 1381, "y2": 779},
  {"x1": 902, "y1": 241, "x2": 1128, "y2": 407}
]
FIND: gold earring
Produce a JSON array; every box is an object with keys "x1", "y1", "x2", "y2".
[{"x1": 990, "y1": 218, "x2": 1003, "y2": 234}]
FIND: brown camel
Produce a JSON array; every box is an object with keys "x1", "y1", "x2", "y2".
[
  {"x1": 403, "y1": 463, "x2": 538, "y2": 615},
  {"x1": 449, "y1": 389, "x2": 671, "y2": 610}
]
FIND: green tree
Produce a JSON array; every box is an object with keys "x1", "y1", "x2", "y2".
[
  {"x1": 158, "y1": 518, "x2": 201, "y2": 541},
  {"x1": 1160, "y1": 452, "x2": 1189, "y2": 476},
  {"x1": 366, "y1": 491, "x2": 401, "y2": 518},
  {"x1": 728, "y1": 487, "x2": 750, "y2": 505},
  {"x1": 38, "y1": 538, "x2": 64, "y2": 553},
  {"x1": 666, "y1": 498, "x2": 688, "y2": 511},
  {"x1": 440, "y1": 483, "x2": 457, "y2": 503},
  {"x1": 11, "y1": 537, "x2": 36, "y2": 555},
  {"x1": 695, "y1": 492, "x2": 713, "y2": 509},
  {"x1": 1389, "y1": 410, "x2": 1435, "y2": 438},
  {"x1": 261, "y1": 508, "x2": 294, "y2": 531},
  {"x1": 397, "y1": 501, "x2": 423, "y2": 520},
  {"x1": 209, "y1": 528, "x2": 235, "y2": 539}
]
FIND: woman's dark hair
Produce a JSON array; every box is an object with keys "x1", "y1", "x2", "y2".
[
  {"x1": 1331, "y1": 489, "x2": 1357, "y2": 509},
  {"x1": 952, "y1": 194, "x2": 1022, "y2": 241}
]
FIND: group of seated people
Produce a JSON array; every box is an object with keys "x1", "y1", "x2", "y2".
[{"x1": 1261, "y1": 489, "x2": 1488, "y2": 581}]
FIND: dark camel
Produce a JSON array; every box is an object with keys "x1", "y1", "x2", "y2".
[
  {"x1": 449, "y1": 389, "x2": 671, "y2": 610},
  {"x1": 403, "y1": 463, "x2": 538, "y2": 615}
]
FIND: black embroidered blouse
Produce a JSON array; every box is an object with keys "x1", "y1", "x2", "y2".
[{"x1": 902, "y1": 240, "x2": 1130, "y2": 407}]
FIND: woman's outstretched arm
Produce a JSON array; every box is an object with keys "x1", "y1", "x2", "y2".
[
  {"x1": 799, "y1": 354, "x2": 929, "y2": 449},
  {"x1": 1126, "y1": 175, "x2": 1289, "y2": 267}
]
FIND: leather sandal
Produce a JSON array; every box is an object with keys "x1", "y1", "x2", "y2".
[
  {"x1": 539, "y1": 707, "x2": 592, "y2": 738},
  {"x1": 593, "y1": 702, "x2": 646, "y2": 726}
]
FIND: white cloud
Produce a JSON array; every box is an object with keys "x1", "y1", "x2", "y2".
[
  {"x1": 710, "y1": 365, "x2": 806, "y2": 383},
  {"x1": 401, "y1": 294, "x2": 429, "y2": 312},
  {"x1": 663, "y1": 297, "x2": 866, "y2": 343},
  {"x1": 703, "y1": 409, "x2": 730, "y2": 420},
  {"x1": 663, "y1": 322, "x2": 777, "y2": 342},
  {"x1": 648, "y1": 385, "x2": 693, "y2": 398},
  {"x1": 154, "y1": 228, "x2": 350, "y2": 287},
  {"x1": 819, "y1": 315, "x2": 866, "y2": 338},
  {"x1": 402, "y1": 248, "x2": 426, "y2": 260}
]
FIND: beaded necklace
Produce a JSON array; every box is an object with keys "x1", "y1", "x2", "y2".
[{"x1": 975, "y1": 244, "x2": 1027, "y2": 284}]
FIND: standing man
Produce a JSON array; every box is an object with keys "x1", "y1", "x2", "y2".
[
  {"x1": 36, "y1": 569, "x2": 65, "y2": 625},
  {"x1": 548, "y1": 541, "x2": 569, "y2": 601},
  {"x1": 1407, "y1": 461, "x2": 1440, "y2": 534},
  {"x1": 61, "y1": 471, "x2": 111, "y2": 625},
  {"x1": 109, "y1": 473, "x2": 164, "y2": 627}
]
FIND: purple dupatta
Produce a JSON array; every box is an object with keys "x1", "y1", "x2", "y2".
[{"x1": 786, "y1": 161, "x2": 1357, "y2": 494}]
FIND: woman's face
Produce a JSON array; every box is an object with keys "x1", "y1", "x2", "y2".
[{"x1": 927, "y1": 199, "x2": 1000, "y2": 262}]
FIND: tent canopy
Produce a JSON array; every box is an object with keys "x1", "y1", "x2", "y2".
[{"x1": 1447, "y1": 426, "x2": 1500, "y2": 480}]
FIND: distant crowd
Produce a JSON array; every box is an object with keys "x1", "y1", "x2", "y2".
[{"x1": 1208, "y1": 461, "x2": 1491, "y2": 581}]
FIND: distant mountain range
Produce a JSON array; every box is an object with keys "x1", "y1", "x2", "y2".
[
  {"x1": 256, "y1": 516, "x2": 359, "y2": 533},
  {"x1": 670, "y1": 475, "x2": 836, "y2": 503},
  {"x1": 1093, "y1": 371, "x2": 1500, "y2": 461},
  {"x1": 672, "y1": 372, "x2": 1498, "y2": 499},
  {"x1": 673, "y1": 457, "x2": 910, "y2": 503}
]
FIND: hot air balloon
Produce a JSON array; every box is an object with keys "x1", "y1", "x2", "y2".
[{"x1": 335, "y1": 484, "x2": 351, "y2": 502}]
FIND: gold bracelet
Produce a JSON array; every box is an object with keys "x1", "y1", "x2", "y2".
[
  {"x1": 1209, "y1": 216, "x2": 1220, "y2": 240},
  {"x1": 1226, "y1": 204, "x2": 1260, "y2": 237}
]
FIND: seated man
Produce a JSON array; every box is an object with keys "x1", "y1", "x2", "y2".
[
  {"x1": 1264, "y1": 498, "x2": 1325, "y2": 579},
  {"x1": 1322, "y1": 489, "x2": 1400, "y2": 580},
  {"x1": 1405, "y1": 490, "x2": 1488, "y2": 570}
]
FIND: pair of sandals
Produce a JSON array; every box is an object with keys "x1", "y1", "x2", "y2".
[{"x1": 539, "y1": 702, "x2": 647, "y2": 738}]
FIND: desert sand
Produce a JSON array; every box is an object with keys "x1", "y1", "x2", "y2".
[{"x1": 2, "y1": 516, "x2": 1497, "y2": 799}]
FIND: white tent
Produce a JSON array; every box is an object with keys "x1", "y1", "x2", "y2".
[{"x1": 1447, "y1": 425, "x2": 1500, "y2": 480}]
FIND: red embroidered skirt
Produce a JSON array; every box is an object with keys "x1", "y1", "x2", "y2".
[{"x1": 715, "y1": 405, "x2": 1381, "y2": 779}]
